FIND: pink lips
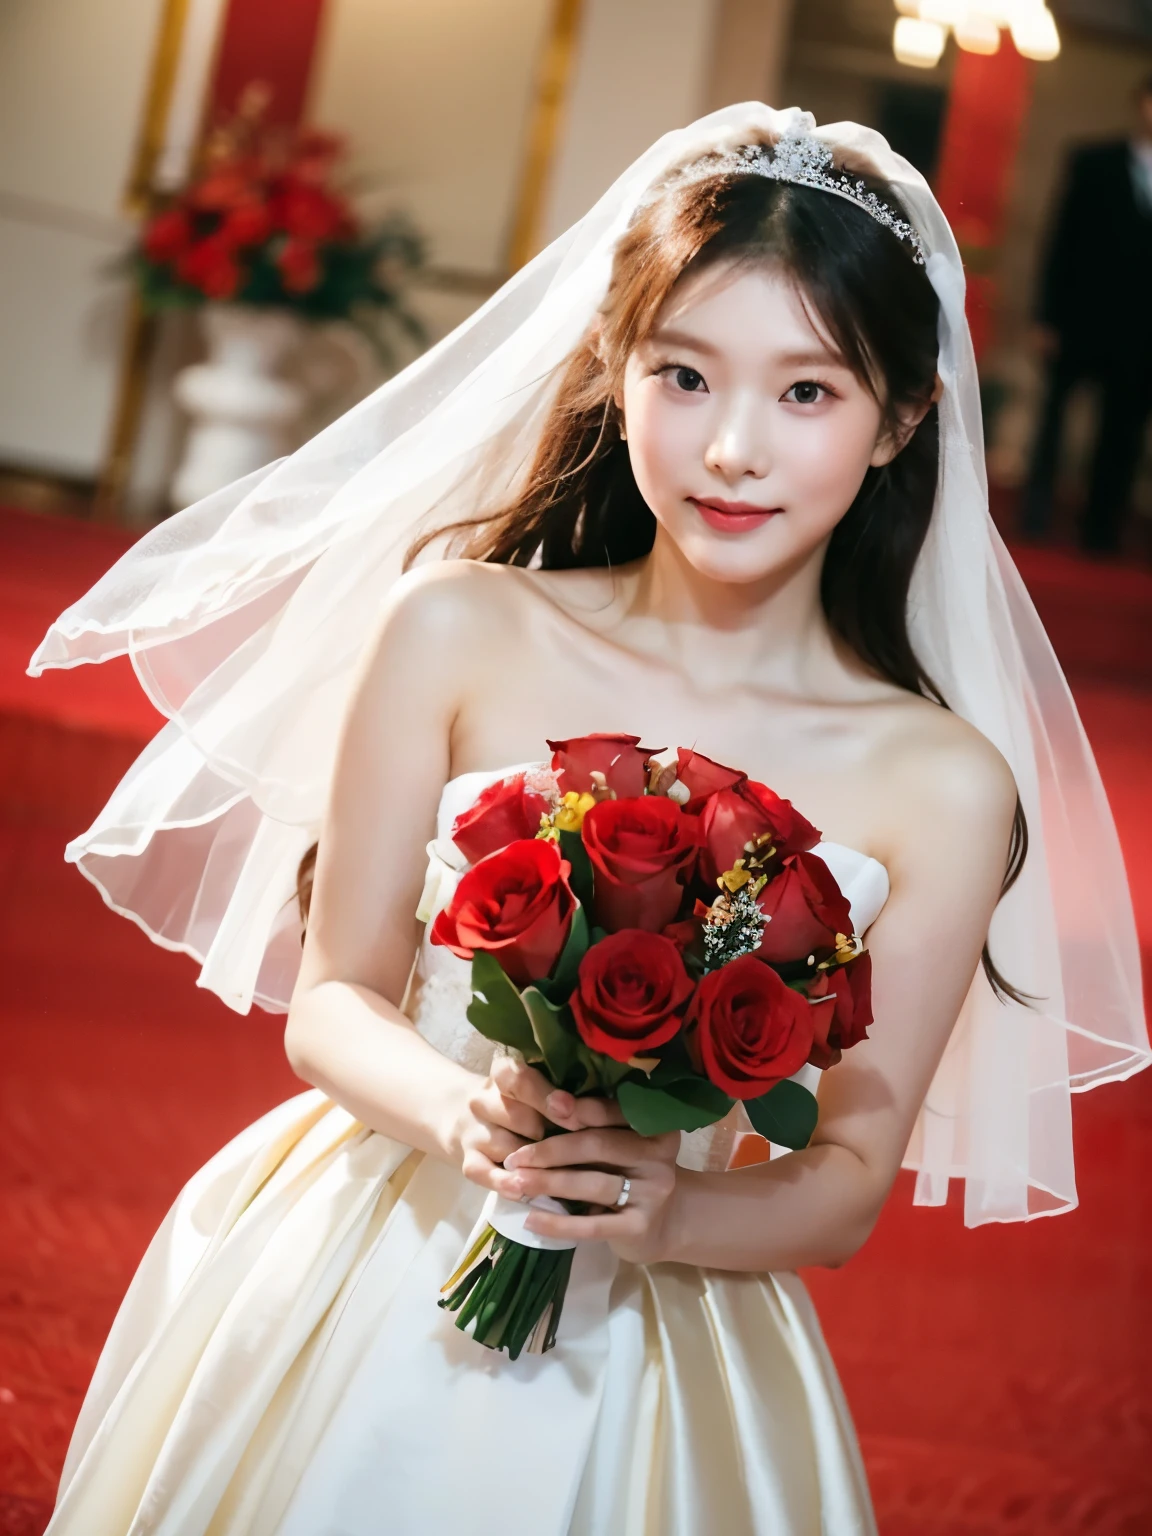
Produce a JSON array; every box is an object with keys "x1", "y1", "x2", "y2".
[{"x1": 688, "y1": 497, "x2": 781, "y2": 533}]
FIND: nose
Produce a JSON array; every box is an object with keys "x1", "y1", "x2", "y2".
[{"x1": 702, "y1": 391, "x2": 773, "y2": 484}]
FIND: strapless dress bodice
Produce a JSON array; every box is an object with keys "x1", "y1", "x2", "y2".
[{"x1": 407, "y1": 764, "x2": 891, "y2": 1170}]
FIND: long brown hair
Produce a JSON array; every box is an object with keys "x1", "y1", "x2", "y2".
[{"x1": 300, "y1": 152, "x2": 1029, "y2": 1002}]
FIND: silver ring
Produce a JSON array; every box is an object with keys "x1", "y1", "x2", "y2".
[{"x1": 614, "y1": 1177, "x2": 631, "y2": 1209}]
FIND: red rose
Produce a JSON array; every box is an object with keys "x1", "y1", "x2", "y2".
[
  {"x1": 221, "y1": 199, "x2": 273, "y2": 247},
  {"x1": 274, "y1": 182, "x2": 348, "y2": 241},
  {"x1": 430, "y1": 838, "x2": 574, "y2": 986},
  {"x1": 176, "y1": 235, "x2": 241, "y2": 300},
  {"x1": 570, "y1": 930, "x2": 694, "y2": 1062},
  {"x1": 143, "y1": 209, "x2": 193, "y2": 264},
  {"x1": 756, "y1": 852, "x2": 852, "y2": 964},
  {"x1": 190, "y1": 169, "x2": 252, "y2": 212},
  {"x1": 674, "y1": 748, "x2": 744, "y2": 806},
  {"x1": 675, "y1": 748, "x2": 820, "y2": 884},
  {"x1": 807, "y1": 952, "x2": 872, "y2": 1069},
  {"x1": 582, "y1": 795, "x2": 698, "y2": 932},
  {"x1": 661, "y1": 916, "x2": 704, "y2": 961},
  {"x1": 278, "y1": 237, "x2": 321, "y2": 294},
  {"x1": 450, "y1": 773, "x2": 553, "y2": 865},
  {"x1": 689, "y1": 956, "x2": 814, "y2": 1099},
  {"x1": 547, "y1": 733, "x2": 663, "y2": 799}
]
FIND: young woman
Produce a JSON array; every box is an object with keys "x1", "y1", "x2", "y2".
[{"x1": 33, "y1": 105, "x2": 1147, "y2": 1535}]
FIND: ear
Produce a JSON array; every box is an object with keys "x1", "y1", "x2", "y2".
[{"x1": 869, "y1": 374, "x2": 941, "y2": 468}]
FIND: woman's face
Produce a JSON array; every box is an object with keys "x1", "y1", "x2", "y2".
[{"x1": 620, "y1": 262, "x2": 900, "y2": 586}]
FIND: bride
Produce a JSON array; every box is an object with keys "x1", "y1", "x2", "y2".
[{"x1": 32, "y1": 105, "x2": 1147, "y2": 1535}]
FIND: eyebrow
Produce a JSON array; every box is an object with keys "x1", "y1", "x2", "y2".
[
  {"x1": 648, "y1": 329, "x2": 847, "y2": 369},
  {"x1": 648, "y1": 327, "x2": 722, "y2": 356}
]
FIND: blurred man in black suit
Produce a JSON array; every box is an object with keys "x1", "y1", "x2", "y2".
[{"x1": 1022, "y1": 75, "x2": 1152, "y2": 553}]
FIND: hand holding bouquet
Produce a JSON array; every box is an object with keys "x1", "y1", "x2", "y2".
[{"x1": 430, "y1": 735, "x2": 872, "y2": 1357}]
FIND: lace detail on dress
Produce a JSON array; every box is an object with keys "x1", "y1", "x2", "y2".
[{"x1": 408, "y1": 968, "x2": 497, "y2": 1076}]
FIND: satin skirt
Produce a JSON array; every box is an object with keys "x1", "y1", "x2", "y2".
[{"x1": 48, "y1": 1091, "x2": 877, "y2": 1536}]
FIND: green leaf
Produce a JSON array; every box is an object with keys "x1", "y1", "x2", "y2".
[
  {"x1": 744, "y1": 1080, "x2": 819, "y2": 1150},
  {"x1": 467, "y1": 952, "x2": 537, "y2": 1057},
  {"x1": 521, "y1": 987, "x2": 580, "y2": 1087},
  {"x1": 590, "y1": 1052, "x2": 635, "y2": 1092},
  {"x1": 534, "y1": 905, "x2": 590, "y2": 1005},
  {"x1": 617, "y1": 1076, "x2": 734, "y2": 1136},
  {"x1": 646, "y1": 1043, "x2": 698, "y2": 1089},
  {"x1": 559, "y1": 829, "x2": 594, "y2": 912}
]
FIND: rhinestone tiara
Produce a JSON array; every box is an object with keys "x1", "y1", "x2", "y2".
[{"x1": 673, "y1": 131, "x2": 928, "y2": 266}]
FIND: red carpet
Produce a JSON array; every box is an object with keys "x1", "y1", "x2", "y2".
[{"x1": 0, "y1": 505, "x2": 1149, "y2": 1534}]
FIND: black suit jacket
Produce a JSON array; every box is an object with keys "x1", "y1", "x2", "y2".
[{"x1": 1036, "y1": 140, "x2": 1152, "y2": 361}]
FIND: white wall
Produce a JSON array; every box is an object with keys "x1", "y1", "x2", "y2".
[
  {"x1": 309, "y1": 0, "x2": 554, "y2": 275},
  {"x1": 541, "y1": 0, "x2": 720, "y2": 242},
  {"x1": 0, "y1": 0, "x2": 165, "y2": 478}
]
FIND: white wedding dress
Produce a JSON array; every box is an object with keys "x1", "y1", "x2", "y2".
[{"x1": 47, "y1": 765, "x2": 891, "y2": 1536}]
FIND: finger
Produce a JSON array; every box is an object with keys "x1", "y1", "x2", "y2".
[
  {"x1": 474, "y1": 1080, "x2": 545, "y2": 1143},
  {"x1": 523, "y1": 1206, "x2": 644, "y2": 1243},
  {"x1": 505, "y1": 1166, "x2": 628, "y2": 1209},
  {"x1": 490, "y1": 1057, "x2": 560, "y2": 1121},
  {"x1": 497, "y1": 1093, "x2": 547, "y2": 1143},
  {"x1": 565, "y1": 1095, "x2": 628, "y2": 1129},
  {"x1": 460, "y1": 1147, "x2": 503, "y2": 1192},
  {"x1": 475, "y1": 1125, "x2": 528, "y2": 1167},
  {"x1": 504, "y1": 1127, "x2": 647, "y2": 1171}
]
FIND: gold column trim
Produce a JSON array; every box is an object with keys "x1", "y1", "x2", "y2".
[
  {"x1": 99, "y1": 0, "x2": 207, "y2": 520},
  {"x1": 94, "y1": 301, "x2": 157, "y2": 523},
  {"x1": 124, "y1": 0, "x2": 197, "y2": 212},
  {"x1": 505, "y1": 0, "x2": 585, "y2": 274}
]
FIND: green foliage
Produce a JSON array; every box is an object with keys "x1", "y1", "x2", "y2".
[
  {"x1": 466, "y1": 953, "x2": 536, "y2": 1057},
  {"x1": 535, "y1": 905, "x2": 589, "y2": 1006},
  {"x1": 617, "y1": 1075, "x2": 734, "y2": 1136},
  {"x1": 558, "y1": 829, "x2": 594, "y2": 911},
  {"x1": 744, "y1": 1079, "x2": 819, "y2": 1150},
  {"x1": 521, "y1": 987, "x2": 584, "y2": 1089}
]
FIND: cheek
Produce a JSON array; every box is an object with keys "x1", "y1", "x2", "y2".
[
  {"x1": 783, "y1": 409, "x2": 880, "y2": 515},
  {"x1": 622, "y1": 384, "x2": 704, "y2": 509}
]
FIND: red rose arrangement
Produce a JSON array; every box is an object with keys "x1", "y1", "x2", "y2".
[
  {"x1": 431, "y1": 734, "x2": 872, "y2": 1357},
  {"x1": 133, "y1": 88, "x2": 422, "y2": 327}
]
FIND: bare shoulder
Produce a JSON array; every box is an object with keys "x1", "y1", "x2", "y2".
[
  {"x1": 379, "y1": 557, "x2": 621, "y2": 650},
  {"x1": 379, "y1": 558, "x2": 529, "y2": 645},
  {"x1": 362, "y1": 558, "x2": 549, "y2": 685},
  {"x1": 868, "y1": 692, "x2": 1018, "y2": 870}
]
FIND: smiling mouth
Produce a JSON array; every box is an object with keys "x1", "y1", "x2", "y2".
[{"x1": 688, "y1": 497, "x2": 782, "y2": 531}]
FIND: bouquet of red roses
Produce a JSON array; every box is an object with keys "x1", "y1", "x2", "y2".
[{"x1": 430, "y1": 734, "x2": 872, "y2": 1358}]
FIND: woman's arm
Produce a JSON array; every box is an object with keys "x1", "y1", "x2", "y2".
[
  {"x1": 512, "y1": 722, "x2": 1019, "y2": 1271},
  {"x1": 285, "y1": 565, "x2": 610, "y2": 1182}
]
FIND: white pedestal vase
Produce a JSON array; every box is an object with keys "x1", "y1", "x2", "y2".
[{"x1": 170, "y1": 305, "x2": 306, "y2": 510}]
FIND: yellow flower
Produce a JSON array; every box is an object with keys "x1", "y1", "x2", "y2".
[
  {"x1": 553, "y1": 790, "x2": 596, "y2": 833},
  {"x1": 718, "y1": 859, "x2": 751, "y2": 893}
]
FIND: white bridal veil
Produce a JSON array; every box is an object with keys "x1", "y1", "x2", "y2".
[{"x1": 30, "y1": 104, "x2": 1148, "y2": 1225}]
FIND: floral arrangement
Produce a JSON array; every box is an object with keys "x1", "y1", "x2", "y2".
[
  {"x1": 430, "y1": 734, "x2": 873, "y2": 1358},
  {"x1": 132, "y1": 97, "x2": 423, "y2": 339}
]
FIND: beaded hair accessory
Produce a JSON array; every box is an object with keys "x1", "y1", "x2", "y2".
[{"x1": 674, "y1": 130, "x2": 928, "y2": 266}]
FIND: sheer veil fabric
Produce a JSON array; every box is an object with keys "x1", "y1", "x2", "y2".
[{"x1": 30, "y1": 103, "x2": 1148, "y2": 1225}]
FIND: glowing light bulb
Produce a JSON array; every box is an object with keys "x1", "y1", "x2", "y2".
[
  {"x1": 918, "y1": 0, "x2": 966, "y2": 24},
  {"x1": 1011, "y1": 5, "x2": 1060, "y2": 60},
  {"x1": 986, "y1": 0, "x2": 1053, "y2": 24},
  {"x1": 955, "y1": 10, "x2": 1002, "y2": 52},
  {"x1": 893, "y1": 0, "x2": 921, "y2": 15},
  {"x1": 893, "y1": 16, "x2": 947, "y2": 67}
]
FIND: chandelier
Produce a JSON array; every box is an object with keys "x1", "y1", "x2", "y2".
[{"x1": 891, "y1": 1, "x2": 1061, "y2": 67}]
